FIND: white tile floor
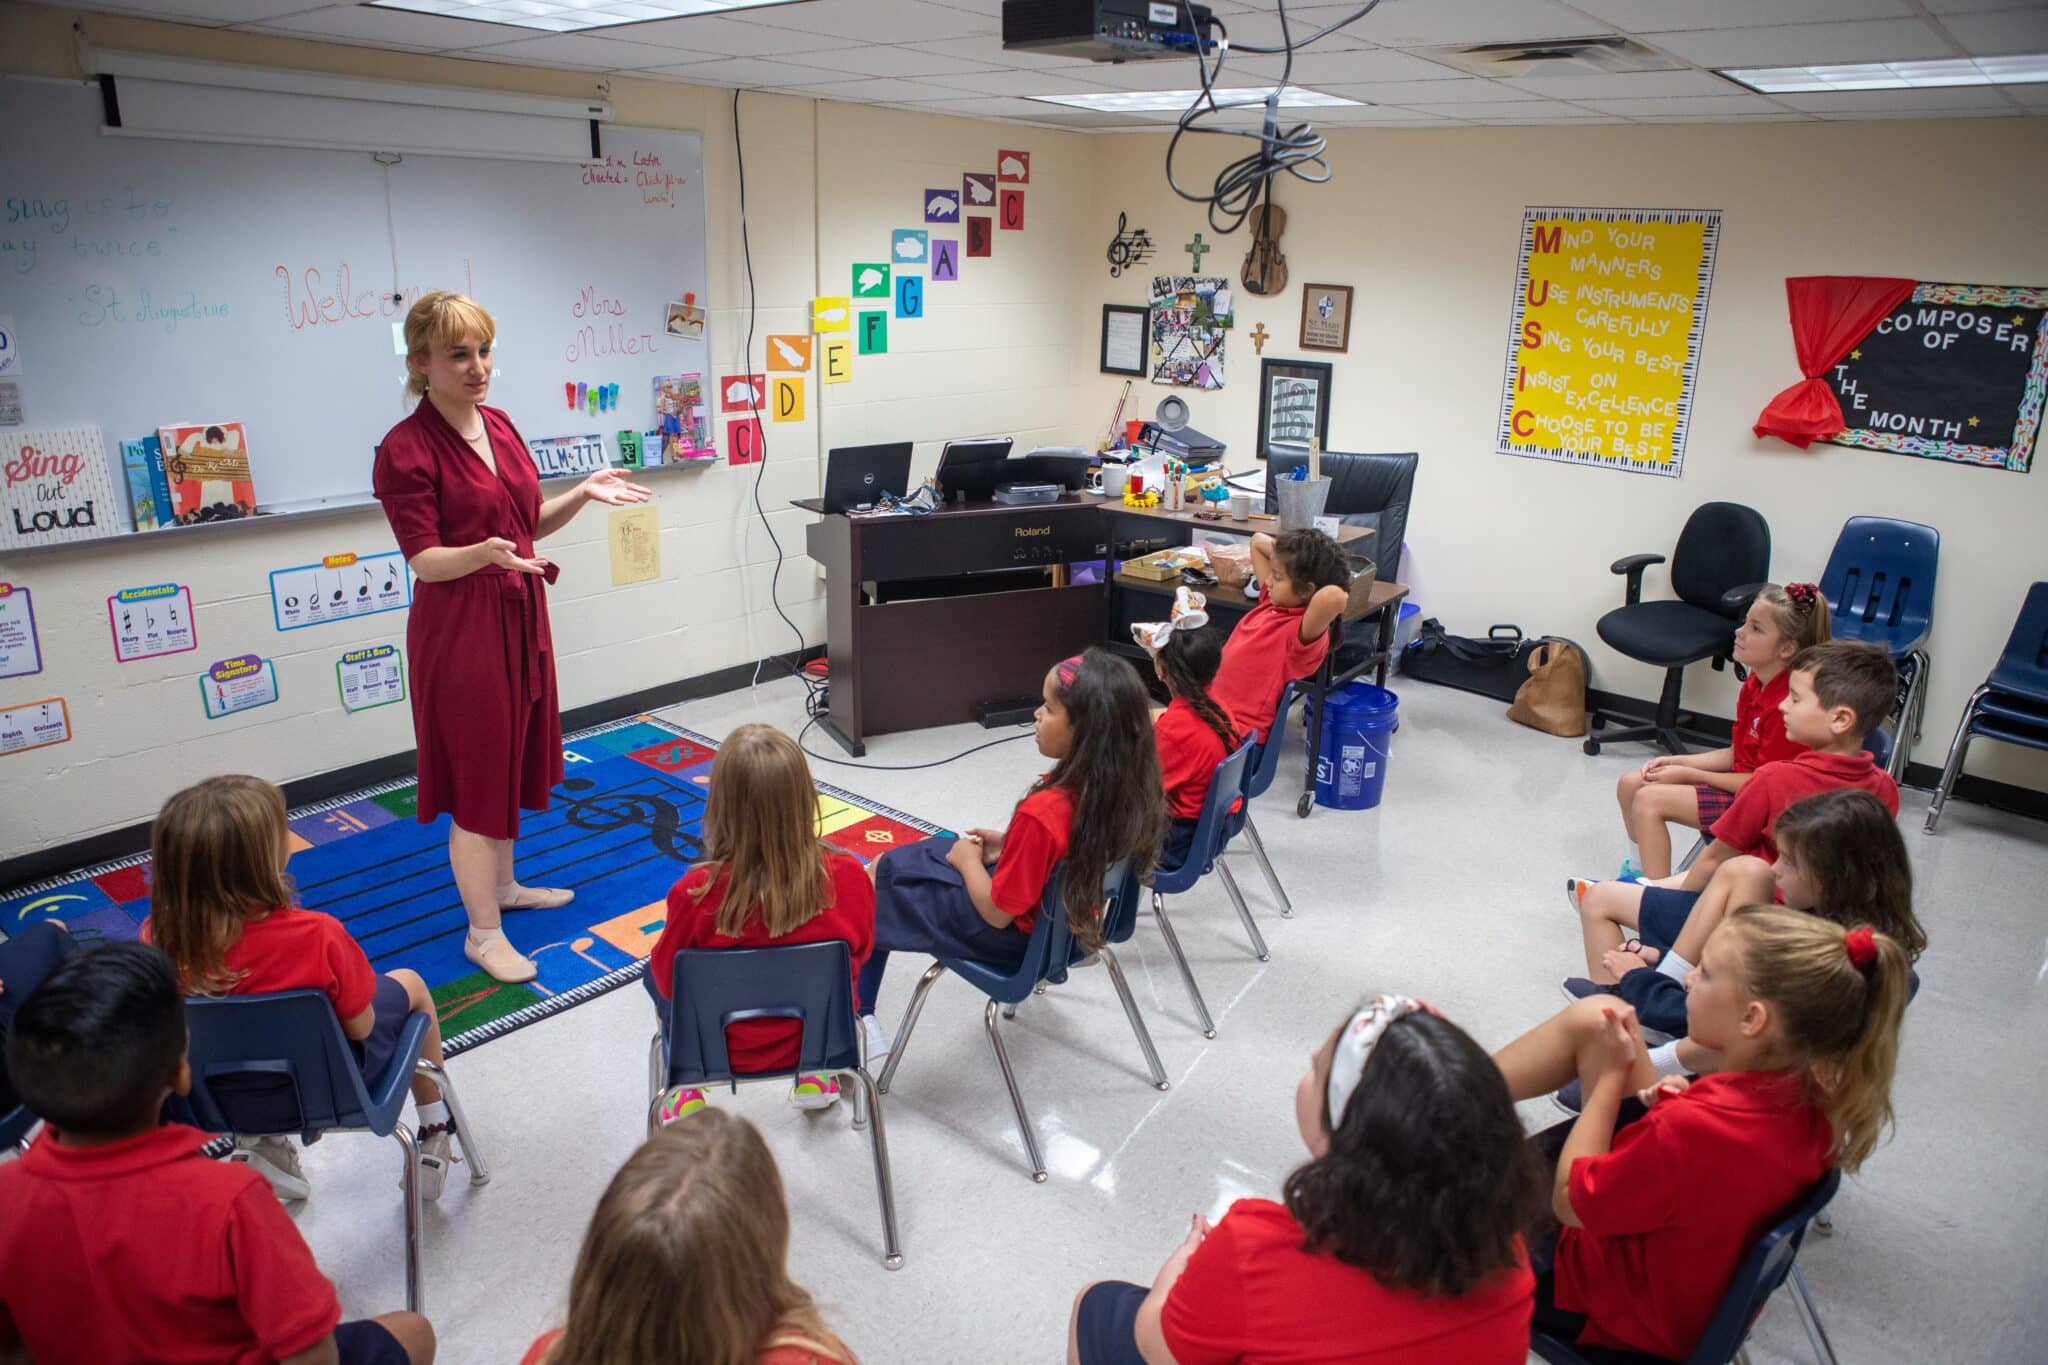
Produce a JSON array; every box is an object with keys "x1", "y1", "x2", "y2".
[{"x1": 279, "y1": 676, "x2": 2048, "y2": 1365}]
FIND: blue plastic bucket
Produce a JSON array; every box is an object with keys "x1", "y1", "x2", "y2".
[{"x1": 1307, "y1": 682, "x2": 1400, "y2": 811}]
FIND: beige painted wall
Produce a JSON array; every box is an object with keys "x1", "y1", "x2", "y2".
[
  {"x1": 1076, "y1": 118, "x2": 2048, "y2": 792},
  {"x1": 0, "y1": 3, "x2": 1093, "y2": 860}
]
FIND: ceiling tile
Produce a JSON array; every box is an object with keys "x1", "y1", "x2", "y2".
[
  {"x1": 1646, "y1": 17, "x2": 1956, "y2": 67},
  {"x1": 911, "y1": 93, "x2": 1087, "y2": 116},
  {"x1": 1628, "y1": 112, "x2": 1817, "y2": 121},
  {"x1": 1208, "y1": 8, "x2": 1386, "y2": 51},
  {"x1": 1307, "y1": 104, "x2": 1457, "y2": 122},
  {"x1": 923, "y1": 68, "x2": 1118, "y2": 97},
  {"x1": 1362, "y1": 0, "x2": 1615, "y2": 48},
  {"x1": 1469, "y1": 112, "x2": 1630, "y2": 123},
  {"x1": 245, "y1": 6, "x2": 526, "y2": 51},
  {"x1": 78, "y1": 0, "x2": 336, "y2": 23},
  {"x1": 745, "y1": 0, "x2": 990, "y2": 43},
  {"x1": 459, "y1": 32, "x2": 660, "y2": 68},
  {"x1": 779, "y1": 76, "x2": 975, "y2": 101},
  {"x1": 642, "y1": 55, "x2": 859, "y2": 87},
  {"x1": 1298, "y1": 76, "x2": 1504, "y2": 103},
  {"x1": 905, "y1": 35, "x2": 1101, "y2": 71},
  {"x1": 1816, "y1": 106, "x2": 2021, "y2": 119},
  {"x1": 1568, "y1": 0, "x2": 1917, "y2": 29},
  {"x1": 1224, "y1": 48, "x2": 1473, "y2": 85},
  {"x1": 1417, "y1": 98, "x2": 1588, "y2": 117},
  {"x1": 615, "y1": 14, "x2": 860, "y2": 55},
  {"x1": 782, "y1": 44, "x2": 1004, "y2": 78},
  {"x1": 1500, "y1": 69, "x2": 1745, "y2": 98},
  {"x1": 1940, "y1": 9, "x2": 2048, "y2": 56},
  {"x1": 1573, "y1": 92, "x2": 1790, "y2": 115},
  {"x1": 1043, "y1": 60, "x2": 1248, "y2": 91},
  {"x1": 1774, "y1": 84, "x2": 2029, "y2": 111}
]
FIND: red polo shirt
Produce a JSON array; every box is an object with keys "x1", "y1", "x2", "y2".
[
  {"x1": 142, "y1": 905, "x2": 378, "y2": 1017},
  {"x1": 989, "y1": 785, "x2": 1074, "y2": 933},
  {"x1": 1731, "y1": 669, "x2": 1805, "y2": 772},
  {"x1": 647, "y1": 850, "x2": 876, "y2": 1073},
  {"x1": 1156, "y1": 697, "x2": 1236, "y2": 820},
  {"x1": 1161, "y1": 1198, "x2": 1535, "y2": 1363},
  {"x1": 1710, "y1": 749, "x2": 1901, "y2": 861},
  {"x1": 1556, "y1": 1071, "x2": 1834, "y2": 1359},
  {"x1": 1213, "y1": 600, "x2": 1328, "y2": 742},
  {"x1": 0, "y1": 1125, "x2": 341, "y2": 1364}
]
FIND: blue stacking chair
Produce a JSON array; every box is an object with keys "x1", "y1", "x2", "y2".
[
  {"x1": 1927, "y1": 581, "x2": 2048, "y2": 832},
  {"x1": 182, "y1": 990, "x2": 490, "y2": 1314},
  {"x1": 1150, "y1": 739, "x2": 1260, "y2": 1038},
  {"x1": 648, "y1": 940, "x2": 902, "y2": 1269},
  {"x1": 1, "y1": 1102, "x2": 37, "y2": 1151},
  {"x1": 1220, "y1": 682, "x2": 1305, "y2": 917},
  {"x1": 877, "y1": 859, "x2": 1166, "y2": 1183},
  {"x1": 1820, "y1": 517, "x2": 1939, "y2": 780},
  {"x1": 1532, "y1": 1170, "x2": 1843, "y2": 1365}
]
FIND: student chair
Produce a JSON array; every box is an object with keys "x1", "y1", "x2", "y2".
[
  {"x1": 1221, "y1": 683, "x2": 1304, "y2": 916},
  {"x1": 1265, "y1": 448, "x2": 1417, "y2": 583},
  {"x1": 1927, "y1": 581, "x2": 2048, "y2": 833},
  {"x1": 1820, "y1": 516, "x2": 1940, "y2": 780},
  {"x1": 1, "y1": 1102, "x2": 36, "y2": 1151},
  {"x1": 1148, "y1": 738, "x2": 1259, "y2": 1038},
  {"x1": 181, "y1": 990, "x2": 490, "y2": 1314},
  {"x1": 648, "y1": 940, "x2": 902, "y2": 1269},
  {"x1": 1530, "y1": 1169, "x2": 1843, "y2": 1365},
  {"x1": 876, "y1": 859, "x2": 1167, "y2": 1183},
  {"x1": 1587, "y1": 503, "x2": 1772, "y2": 758}
]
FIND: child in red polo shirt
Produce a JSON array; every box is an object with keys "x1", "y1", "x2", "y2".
[
  {"x1": 1614, "y1": 583, "x2": 1829, "y2": 879},
  {"x1": 1133, "y1": 588, "x2": 1240, "y2": 872},
  {"x1": 0, "y1": 941, "x2": 434, "y2": 1365},
  {"x1": 647, "y1": 724, "x2": 875, "y2": 1123},
  {"x1": 141, "y1": 775, "x2": 465, "y2": 1203},
  {"x1": 1572, "y1": 641, "x2": 1900, "y2": 989},
  {"x1": 1070, "y1": 996, "x2": 1538, "y2": 1364},
  {"x1": 1212, "y1": 529, "x2": 1353, "y2": 742},
  {"x1": 1492, "y1": 907, "x2": 1911, "y2": 1360},
  {"x1": 857, "y1": 649, "x2": 1166, "y2": 1065}
]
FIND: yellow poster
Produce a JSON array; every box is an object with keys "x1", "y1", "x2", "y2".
[
  {"x1": 771, "y1": 376, "x2": 806, "y2": 423},
  {"x1": 1497, "y1": 208, "x2": 1720, "y2": 477},
  {"x1": 608, "y1": 505, "x2": 660, "y2": 586}
]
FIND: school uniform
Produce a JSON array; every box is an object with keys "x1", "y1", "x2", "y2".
[
  {"x1": 1212, "y1": 600, "x2": 1327, "y2": 743},
  {"x1": 0, "y1": 1125, "x2": 405, "y2": 1365},
  {"x1": 1710, "y1": 749, "x2": 1901, "y2": 863},
  {"x1": 646, "y1": 850, "x2": 876, "y2": 1073},
  {"x1": 1549, "y1": 1071, "x2": 1834, "y2": 1360},
  {"x1": 1155, "y1": 698, "x2": 1236, "y2": 873},
  {"x1": 1075, "y1": 1199, "x2": 1534, "y2": 1365},
  {"x1": 521, "y1": 1330, "x2": 834, "y2": 1364},
  {"x1": 1696, "y1": 669, "x2": 1806, "y2": 824},
  {"x1": 858, "y1": 786, "x2": 1071, "y2": 1010},
  {"x1": 374, "y1": 400, "x2": 563, "y2": 842}
]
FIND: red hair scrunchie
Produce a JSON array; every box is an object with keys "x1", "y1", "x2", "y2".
[
  {"x1": 1843, "y1": 925, "x2": 1877, "y2": 974},
  {"x1": 1784, "y1": 582, "x2": 1820, "y2": 616}
]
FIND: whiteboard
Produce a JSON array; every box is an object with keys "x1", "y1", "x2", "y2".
[{"x1": 0, "y1": 76, "x2": 709, "y2": 515}]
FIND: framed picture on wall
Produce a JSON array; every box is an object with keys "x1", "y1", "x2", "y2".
[
  {"x1": 1299, "y1": 283, "x2": 1353, "y2": 352},
  {"x1": 1100, "y1": 303, "x2": 1149, "y2": 376},
  {"x1": 1257, "y1": 358, "x2": 1333, "y2": 458}
]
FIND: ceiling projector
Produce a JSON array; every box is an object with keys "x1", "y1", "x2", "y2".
[{"x1": 1001, "y1": 0, "x2": 1217, "y2": 63}]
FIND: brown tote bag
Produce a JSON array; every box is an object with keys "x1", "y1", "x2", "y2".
[{"x1": 1508, "y1": 639, "x2": 1588, "y2": 737}]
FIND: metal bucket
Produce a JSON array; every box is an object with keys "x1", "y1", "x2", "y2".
[{"x1": 1274, "y1": 475, "x2": 1332, "y2": 531}]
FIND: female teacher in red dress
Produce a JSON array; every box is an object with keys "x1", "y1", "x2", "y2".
[{"x1": 374, "y1": 292, "x2": 649, "y2": 984}]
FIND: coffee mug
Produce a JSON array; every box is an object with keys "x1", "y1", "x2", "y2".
[
  {"x1": 1229, "y1": 492, "x2": 1251, "y2": 521},
  {"x1": 1099, "y1": 466, "x2": 1131, "y2": 498}
]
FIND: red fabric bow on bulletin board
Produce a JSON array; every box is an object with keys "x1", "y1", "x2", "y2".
[{"x1": 1753, "y1": 276, "x2": 1916, "y2": 448}]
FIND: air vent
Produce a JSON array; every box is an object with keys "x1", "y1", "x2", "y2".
[{"x1": 1425, "y1": 35, "x2": 1685, "y2": 79}]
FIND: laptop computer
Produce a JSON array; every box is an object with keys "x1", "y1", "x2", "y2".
[
  {"x1": 934, "y1": 437, "x2": 1015, "y2": 501},
  {"x1": 822, "y1": 442, "x2": 914, "y2": 513}
]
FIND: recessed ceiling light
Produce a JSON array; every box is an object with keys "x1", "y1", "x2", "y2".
[
  {"x1": 367, "y1": 0, "x2": 812, "y2": 35},
  {"x1": 1722, "y1": 55, "x2": 2048, "y2": 94},
  {"x1": 1027, "y1": 86, "x2": 1361, "y2": 113}
]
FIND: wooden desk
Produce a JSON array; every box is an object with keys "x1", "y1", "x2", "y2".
[{"x1": 1084, "y1": 492, "x2": 1375, "y2": 548}]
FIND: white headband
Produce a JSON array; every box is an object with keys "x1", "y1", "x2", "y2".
[
  {"x1": 1326, "y1": 995, "x2": 1432, "y2": 1128},
  {"x1": 1131, "y1": 586, "x2": 1210, "y2": 653}
]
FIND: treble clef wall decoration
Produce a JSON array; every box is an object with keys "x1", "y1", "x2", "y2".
[{"x1": 1106, "y1": 212, "x2": 1155, "y2": 278}]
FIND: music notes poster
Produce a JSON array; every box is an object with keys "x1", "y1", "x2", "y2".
[
  {"x1": 1496, "y1": 207, "x2": 1719, "y2": 478},
  {"x1": 270, "y1": 551, "x2": 412, "y2": 631}
]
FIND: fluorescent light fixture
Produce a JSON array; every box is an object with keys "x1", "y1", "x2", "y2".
[
  {"x1": 1722, "y1": 54, "x2": 2048, "y2": 94},
  {"x1": 1027, "y1": 86, "x2": 1360, "y2": 113},
  {"x1": 368, "y1": 0, "x2": 812, "y2": 35}
]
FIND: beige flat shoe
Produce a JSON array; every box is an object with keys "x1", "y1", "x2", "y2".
[
  {"x1": 496, "y1": 885, "x2": 575, "y2": 911},
  {"x1": 464, "y1": 931, "x2": 537, "y2": 984}
]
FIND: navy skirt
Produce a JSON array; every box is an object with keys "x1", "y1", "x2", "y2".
[
  {"x1": 859, "y1": 838, "x2": 1032, "y2": 1008},
  {"x1": 1156, "y1": 817, "x2": 1200, "y2": 876}
]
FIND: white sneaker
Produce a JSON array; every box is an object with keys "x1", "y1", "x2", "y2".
[
  {"x1": 861, "y1": 1014, "x2": 893, "y2": 1068},
  {"x1": 231, "y1": 1135, "x2": 310, "y2": 1202},
  {"x1": 412, "y1": 1123, "x2": 460, "y2": 1202}
]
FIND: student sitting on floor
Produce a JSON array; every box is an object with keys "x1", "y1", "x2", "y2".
[
  {"x1": 1569, "y1": 641, "x2": 1901, "y2": 987},
  {"x1": 1614, "y1": 584, "x2": 1829, "y2": 880},
  {"x1": 1212, "y1": 529, "x2": 1352, "y2": 744},
  {"x1": 645, "y1": 723, "x2": 876, "y2": 1123},
  {"x1": 0, "y1": 942, "x2": 435, "y2": 1365},
  {"x1": 1069, "y1": 995, "x2": 1539, "y2": 1365},
  {"x1": 1591, "y1": 792, "x2": 1926, "y2": 1069},
  {"x1": 857, "y1": 648, "x2": 1166, "y2": 1062},
  {"x1": 522, "y1": 1110, "x2": 855, "y2": 1365},
  {"x1": 142, "y1": 774, "x2": 461, "y2": 1203},
  {"x1": 1133, "y1": 588, "x2": 1240, "y2": 873},
  {"x1": 1492, "y1": 908, "x2": 1910, "y2": 1361}
]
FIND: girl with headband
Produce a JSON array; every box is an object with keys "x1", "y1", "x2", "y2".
[
  {"x1": 1613, "y1": 582, "x2": 1832, "y2": 882},
  {"x1": 856, "y1": 648, "x2": 1165, "y2": 1066},
  {"x1": 1070, "y1": 996, "x2": 1541, "y2": 1364},
  {"x1": 1493, "y1": 907, "x2": 1909, "y2": 1361},
  {"x1": 1132, "y1": 588, "x2": 1240, "y2": 872}
]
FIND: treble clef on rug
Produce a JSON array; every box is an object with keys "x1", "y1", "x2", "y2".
[{"x1": 559, "y1": 776, "x2": 704, "y2": 863}]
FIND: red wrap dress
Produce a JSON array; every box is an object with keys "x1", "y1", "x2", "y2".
[{"x1": 373, "y1": 400, "x2": 564, "y2": 841}]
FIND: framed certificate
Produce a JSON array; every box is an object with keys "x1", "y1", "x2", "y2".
[
  {"x1": 1299, "y1": 283, "x2": 1354, "y2": 353},
  {"x1": 1100, "y1": 304, "x2": 1148, "y2": 376}
]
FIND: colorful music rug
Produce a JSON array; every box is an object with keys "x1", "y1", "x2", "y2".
[{"x1": 0, "y1": 717, "x2": 940, "y2": 1054}]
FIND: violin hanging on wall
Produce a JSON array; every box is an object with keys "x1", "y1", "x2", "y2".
[{"x1": 1240, "y1": 198, "x2": 1289, "y2": 297}]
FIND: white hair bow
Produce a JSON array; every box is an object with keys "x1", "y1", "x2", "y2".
[
  {"x1": 1130, "y1": 587, "x2": 1210, "y2": 652},
  {"x1": 1326, "y1": 994, "x2": 1435, "y2": 1128}
]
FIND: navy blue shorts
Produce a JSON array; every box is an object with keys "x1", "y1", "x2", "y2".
[
  {"x1": 1157, "y1": 817, "x2": 1200, "y2": 876},
  {"x1": 335, "y1": 1318, "x2": 409, "y2": 1365},
  {"x1": 208, "y1": 975, "x2": 413, "y2": 1132},
  {"x1": 1073, "y1": 1281, "x2": 1149, "y2": 1365},
  {"x1": 859, "y1": 839, "x2": 1033, "y2": 1010},
  {"x1": 1637, "y1": 888, "x2": 1701, "y2": 955}
]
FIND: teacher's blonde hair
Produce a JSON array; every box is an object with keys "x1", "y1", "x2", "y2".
[{"x1": 403, "y1": 291, "x2": 496, "y2": 399}]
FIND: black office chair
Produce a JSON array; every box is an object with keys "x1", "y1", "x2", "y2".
[
  {"x1": 1264, "y1": 447, "x2": 1416, "y2": 582},
  {"x1": 1586, "y1": 501, "x2": 1771, "y2": 758}
]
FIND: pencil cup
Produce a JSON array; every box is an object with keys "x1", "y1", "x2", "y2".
[{"x1": 1274, "y1": 476, "x2": 1331, "y2": 531}]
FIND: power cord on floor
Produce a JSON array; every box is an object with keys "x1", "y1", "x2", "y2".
[{"x1": 795, "y1": 714, "x2": 1037, "y2": 771}]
